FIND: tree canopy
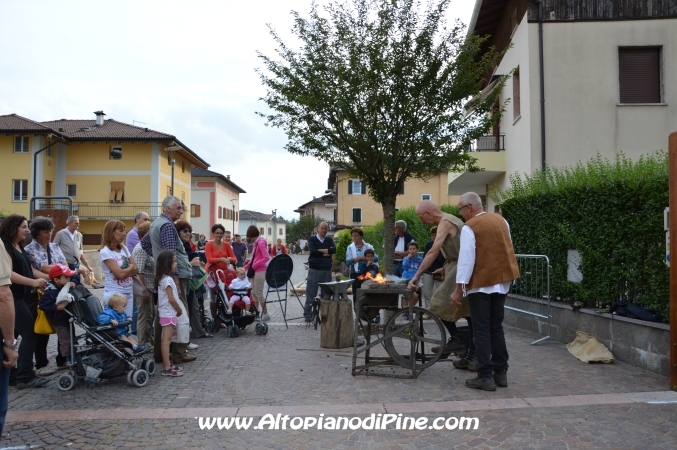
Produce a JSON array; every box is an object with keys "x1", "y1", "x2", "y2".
[
  {"x1": 286, "y1": 214, "x2": 324, "y2": 243},
  {"x1": 258, "y1": 0, "x2": 508, "y2": 273}
]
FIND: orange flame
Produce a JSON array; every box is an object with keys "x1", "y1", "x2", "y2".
[{"x1": 356, "y1": 272, "x2": 389, "y2": 283}]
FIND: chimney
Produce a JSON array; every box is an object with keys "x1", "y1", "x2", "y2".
[
  {"x1": 226, "y1": 175, "x2": 230, "y2": 179},
  {"x1": 94, "y1": 110, "x2": 106, "y2": 126}
]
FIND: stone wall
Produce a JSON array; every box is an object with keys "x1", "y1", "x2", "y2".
[
  {"x1": 83, "y1": 249, "x2": 104, "y2": 282},
  {"x1": 504, "y1": 295, "x2": 670, "y2": 377}
]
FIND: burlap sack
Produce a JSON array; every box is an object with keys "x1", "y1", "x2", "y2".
[{"x1": 566, "y1": 331, "x2": 614, "y2": 364}]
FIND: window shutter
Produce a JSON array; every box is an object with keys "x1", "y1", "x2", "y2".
[
  {"x1": 619, "y1": 47, "x2": 661, "y2": 103},
  {"x1": 361, "y1": 182, "x2": 366, "y2": 195},
  {"x1": 398, "y1": 185, "x2": 404, "y2": 195},
  {"x1": 352, "y1": 208, "x2": 361, "y2": 223},
  {"x1": 348, "y1": 180, "x2": 353, "y2": 194}
]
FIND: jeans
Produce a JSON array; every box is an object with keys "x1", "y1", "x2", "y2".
[
  {"x1": 393, "y1": 261, "x2": 403, "y2": 277},
  {"x1": 13, "y1": 298, "x2": 38, "y2": 383},
  {"x1": 0, "y1": 364, "x2": 9, "y2": 437},
  {"x1": 467, "y1": 292, "x2": 509, "y2": 378},
  {"x1": 304, "y1": 268, "x2": 332, "y2": 316}
]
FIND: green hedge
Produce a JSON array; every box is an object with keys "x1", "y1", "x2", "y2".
[
  {"x1": 492, "y1": 152, "x2": 669, "y2": 317},
  {"x1": 334, "y1": 205, "x2": 462, "y2": 269}
]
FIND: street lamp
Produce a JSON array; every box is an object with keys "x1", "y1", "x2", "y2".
[
  {"x1": 231, "y1": 199, "x2": 237, "y2": 235},
  {"x1": 165, "y1": 145, "x2": 182, "y2": 195}
]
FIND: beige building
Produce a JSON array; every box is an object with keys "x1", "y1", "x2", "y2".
[
  {"x1": 190, "y1": 168, "x2": 246, "y2": 237},
  {"x1": 449, "y1": 0, "x2": 677, "y2": 211},
  {"x1": 328, "y1": 168, "x2": 458, "y2": 228}
]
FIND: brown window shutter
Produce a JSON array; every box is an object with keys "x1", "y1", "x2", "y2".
[
  {"x1": 619, "y1": 47, "x2": 661, "y2": 103},
  {"x1": 195, "y1": 204, "x2": 201, "y2": 217}
]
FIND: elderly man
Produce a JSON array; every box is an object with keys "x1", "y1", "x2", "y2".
[
  {"x1": 303, "y1": 222, "x2": 336, "y2": 321},
  {"x1": 53, "y1": 216, "x2": 98, "y2": 287},
  {"x1": 393, "y1": 220, "x2": 414, "y2": 277},
  {"x1": 0, "y1": 243, "x2": 18, "y2": 437},
  {"x1": 126, "y1": 211, "x2": 150, "y2": 251},
  {"x1": 141, "y1": 196, "x2": 197, "y2": 364},
  {"x1": 451, "y1": 192, "x2": 520, "y2": 391},
  {"x1": 408, "y1": 200, "x2": 470, "y2": 358}
]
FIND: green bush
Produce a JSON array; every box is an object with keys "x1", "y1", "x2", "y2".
[{"x1": 492, "y1": 152, "x2": 669, "y2": 318}]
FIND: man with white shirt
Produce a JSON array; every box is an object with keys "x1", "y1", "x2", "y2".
[
  {"x1": 53, "y1": 215, "x2": 97, "y2": 286},
  {"x1": 451, "y1": 192, "x2": 520, "y2": 391}
]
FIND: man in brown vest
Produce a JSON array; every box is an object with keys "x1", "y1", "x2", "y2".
[{"x1": 451, "y1": 192, "x2": 520, "y2": 391}]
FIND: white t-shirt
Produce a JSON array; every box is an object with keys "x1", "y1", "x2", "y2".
[
  {"x1": 100, "y1": 245, "x2": 133, "y2": 297},
  {"x1": 158, "y1": 275, "x2": 178, "y2": 319},
  {"x1": 394, "y1": 236, "x2": 405, "y2": 261}
]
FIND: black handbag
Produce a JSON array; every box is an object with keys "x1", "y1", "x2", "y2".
[{"x1": 246, "y1": 241, "x2": 257, "y2": 279}]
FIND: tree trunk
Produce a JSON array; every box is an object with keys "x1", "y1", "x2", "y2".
[
  {"x1": 381, "y1": 198, "x2": 397, "y2": 275},
  {"x1": 320, "y1": 299, "x2": 354, "y2": 349}
]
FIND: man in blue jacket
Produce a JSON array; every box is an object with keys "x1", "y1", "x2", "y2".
[{"x1": 303, "y1": 222, "x2": 336, "y2": 321}]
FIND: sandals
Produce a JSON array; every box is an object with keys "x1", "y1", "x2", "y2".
[
  {"x1": 171, "y1": 365, "x2": 183, "y2": 373},
  {"x1": 162, "y1": 367, "x2": 182, "y2": 377}
]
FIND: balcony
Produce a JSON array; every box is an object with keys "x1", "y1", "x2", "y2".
[
  {"x1": 448, "y1": 135, "x2": 506, "y2": 195},
  {"x1": 35, "y1": 201, "x2": 164, "y2": 220}
]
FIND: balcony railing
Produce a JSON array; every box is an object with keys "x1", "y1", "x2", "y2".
[
  {"x1": 468, "y1": 134, "x2": 505, "y2": 152},
  {"x1": 35, "y1": 201, "x2": 164, "y2": 220}
]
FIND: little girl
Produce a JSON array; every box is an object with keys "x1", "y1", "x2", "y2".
[
  {"x1": 227, "y1": 267, "x2": 252, "y2": 314},
  {"x1": 154, "y1": 250, "x2": 184, "y2": 377}
]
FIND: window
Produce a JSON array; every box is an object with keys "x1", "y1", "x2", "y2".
[
  {"x1": 12, "y1": 179, "x2": 28, "y2": 201},
  {"x1": 218, "y1": 207, "x2": 222, "y2": 219},
  {"x1": 110, "y1": 146, "x2": 122, "y2": 160},
  {"x1": 619, "y1": 47, "x2": 662, "y2": 104},
  {"x1": 422, "y1": 194, "x2": 431, "y2": 201},
  {"x1": 279, "y1": 228, "x2": 283, "y2": 235},
  {"x1": 181, "y1": 191, "x2": 185, "y2": 201},
  {"x1": 259, "y1": 227, "x2": 264, "y2": 235},
  {"x1": 352, "y1": 208, "x2": 362, "y2": 223},
  {"x1": 348, "y1": 179, "x2": 366, "y2": 195},
  {"x1": 166, "y1": 186, "x2": 171, "y2": 196},
  {"x1": 226, "y1": 209, "x2": 230, "y2": 220},
  {"x1": 168, "y1": 152, "x2": 172, "y2": 165},
  {"x1": 513, "y1": 68, "x2": 521, "y2": 119},
  {"x1": 110, "y1": 182, "x2": 125, "y2": 202},
  {"x1": 14, "y1": 136, "x2": 29, "y2": 153},
  {"x1": 236, "y1": 212, "x2": 239, "y2": 221},
  {"x1": 67, "y1": 184, "x2": 77, "y2": 197},
  {"x1": 191, "y1": 204, "x2": 201, "y2": 217},
  {"x1": 46, "y1": 140, "x2": 53, "y2": 157},
  {"x1": 398, "y1": 185, "x2": 404, "y2": 195},
  {"x1": 268, "y1": 227, "x2": 272, "y2": 235}
]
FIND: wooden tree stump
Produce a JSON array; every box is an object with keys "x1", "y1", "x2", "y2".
[{"x1": 320, "y1": 300, "x2": 354, "y2": 349}]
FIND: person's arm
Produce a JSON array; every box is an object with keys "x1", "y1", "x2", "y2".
[
  {"x1": 308, "y1": 237, "x2": 323, "y2": 257},
  {"x1": 205, "y1": 242, "x2": 221, "y2": 264},
  {"x1": 39, "y1": 291, "x2": 58, "y2": 314},
  {"x1": 408, "y1": 220, "x2": 457, "y2": 288},
  {"x1": 10, "y1": 270, "x2": 47, "y2": 288},
  {"x1": 451, "y1": 226, "x2": 476, "y2": 305},
  {"x1": 225, "y1": 243, "x2": 236, "y2": 264},
  {"x1": 327, "y1": 237, "x2": 336, "y2": 255},
  {"x1": 102, "y1": 255, "x2": 137, "y2": 279},
  {"x1": 0, "y1": 246, "x2": 17, "y2": 368},
  {"x1": 97, "y1": 311, "x2": 112, "y2": 325},
  {"x1": 346, "y1": 244, "x2": 357, "y2": 266},
  {"x1": 166, "y1": 284, "x2": 182, "y2": 316}
]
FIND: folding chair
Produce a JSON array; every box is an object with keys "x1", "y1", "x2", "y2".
[{"x1": 264, "y1": 254, "x2": 305, "y2": 328}]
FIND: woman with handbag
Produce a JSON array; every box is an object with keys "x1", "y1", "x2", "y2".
[
  {"x1": 244, "y1": 225, "x2": 271, "y2": 321},
  {"x1": 175, "y1": 220, "x2": 212, "y2": 338},
  {"x1": 0, "y1": 214, "x2": 50, "y2": 389},
  {"x1": 204, "y1": 224, "x2": 236, "y2": 326}
]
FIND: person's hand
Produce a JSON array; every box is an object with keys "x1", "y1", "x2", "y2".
[
  {"x1": 407, "y1": 277, "x2": 419, "y2": 291},
  {"x1": 190, "y1": 257, "x2": 201, "y2": 267},
  {"x1": 142, "y1": 289, "x2": 150, "y2": 302},
  {"x1": 69, "y1": 281, "x2": 76, "y2": 288},
  {"x1": 34, "y1": 278, "x2": 48, "y2": 289},
  {"x1": 111, "y1": 319, "x2": 119, "y2": 326},
  {"x1": 2, "y1": 346, "x2": 18, "y2": 369},
  {"x1": 57, "y1": 303, "x2": 66, "y2": 311},
  {"x1": 450, "y1": 290, "x2": 462, "y2": 306},
  {"x1": 79, "y1": 266, "x2": 89, "y2": 276},
  {"x1": 176, "y1": 308, "x2": 183, "y2": 317},
  {"x1": 432, "y1": 268, "x2": 443, "y2": 276}
]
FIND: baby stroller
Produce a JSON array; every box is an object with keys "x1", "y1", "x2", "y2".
[
  {"x1": 207, "y1": 268, "x2": 266, "y2": 337},
  {"x1": 56, "y1": 285, "x2": 155, "y2": 391}
]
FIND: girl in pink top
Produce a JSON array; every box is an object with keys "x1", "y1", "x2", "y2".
[{"x1": 244, "y1": 225, "x2": 271, "y2": 320}]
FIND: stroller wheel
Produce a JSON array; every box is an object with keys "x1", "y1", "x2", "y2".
[
  {"x1": 226, "y1": 325, "x2": 233, "y2": 338},
  {"x1": 232, "y1": 326, "x2": 239, "y2": 338},
  {"x1": 132, "y1": 369, "x2": 149, "y2": 387},
  {"x1": 57, "y1": 373, "x2": 76, "y2": 391},
  {"x1": 261, "y1": 323, "x2": 269, "y2": 335},
  {"x1": 255, "y1": 323, "x2": 263, "y2": 335},
  {"x1": 142, "y1": 359, "x2": 156, "y2": 376},
  {"x1": 127, "y1": 370, "x2": 135, "y2": 386}
]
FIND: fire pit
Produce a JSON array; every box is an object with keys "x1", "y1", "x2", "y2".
[{"x1": 352, "y1": 280, "x2": 446, "y2": 378}]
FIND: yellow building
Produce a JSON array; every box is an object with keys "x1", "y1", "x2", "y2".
[
  {"x1": 1, "y1": 111, "x2": 209, "y2": 248},
  {"x1": 327, "y1": 168, "x2": 459, "y2": 228}
]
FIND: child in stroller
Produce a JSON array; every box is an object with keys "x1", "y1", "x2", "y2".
[
  {"x1": 226, "y1": 267, "x2": 253, "y2": 315},
  {"x1": 97, "y1": 294, "x2": 149, "y2": 354},
  {"x1": 207, "y1": 268, "x2": 260, "y2": 337}
]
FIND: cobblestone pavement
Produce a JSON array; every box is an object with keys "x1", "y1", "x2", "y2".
[{"x1": 3, "y1": 255, "x2": 676, "y2": 449}]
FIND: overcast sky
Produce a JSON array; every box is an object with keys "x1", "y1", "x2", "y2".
[{"x1": 0, "y1": 0, "x2": 474, "y2": 220}]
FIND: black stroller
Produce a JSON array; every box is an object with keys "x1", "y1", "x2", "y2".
[
  {"x1": 56, "y1": 285, "x2": 155, "y2": 391},
  {"x1": 206, "y1": 269, "x2": 264, "y2": 337}
]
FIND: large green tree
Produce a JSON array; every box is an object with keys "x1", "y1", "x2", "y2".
[
  {"x1": 286, "y1": 214, "x2": 324, "y2": 243},
  {"x1": 258, "y1": 0, "x2": 507, "y2": 273}
]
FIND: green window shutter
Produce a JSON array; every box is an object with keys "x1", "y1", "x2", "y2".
[{"x1": 348, "y1": 180, "x2": 353, "y2": 194}]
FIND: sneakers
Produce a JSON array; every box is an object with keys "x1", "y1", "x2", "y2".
[
  {"x1": 133, "y1": 345, "x2": 149, "y2": 355},
  {"x1": 261, "y1": 314, "x2": 270, "y2": 322},
  {"x1": 17, "y1": 377, "x2": 50, "y2": 389},
  {"x1": 465, "y1": 376, "x2": 497, "y2": 391},
  {"x1": 453, "y1": 351, "x2": 477, "y2": 371},
  {"x1": 493, "y1": 370, "x2": 508, "y2": 387},
  {"x1": 161, "y1": 368, "x2": 183, "y2": 377},
  {"x1": 66, "y1": 357, "x2": 78, "y2": 366},
  {"x1": 187, "y1": 343, "x2": 199, "y2": 350},
  {"x1": 35, "y1": 367, "x2": 56, "y2": 377}
]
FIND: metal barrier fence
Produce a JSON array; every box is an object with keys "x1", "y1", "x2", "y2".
[{"x1": 506, "y1": 254, "x2": 554, "y2": 345}]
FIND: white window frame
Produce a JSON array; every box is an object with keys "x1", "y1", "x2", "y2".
[
  {"x1": 67, "y1": 184, "x2": 77, "y2": 197},
  {"x1": 352, "y1": 180, "x2": 362, "y2": 195},
  {"x1": 14, "y1": 136, "x2": 29, "y2": 153},
  {"x1": 421, "y1": 194, "x2": 431, "y2": 201},
  {"x1": 352, "y1": 207, "x2": 362, "y2": 223},
  {"x1": 12, "y1": 179, "x2": 28, "y2": 202}
]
